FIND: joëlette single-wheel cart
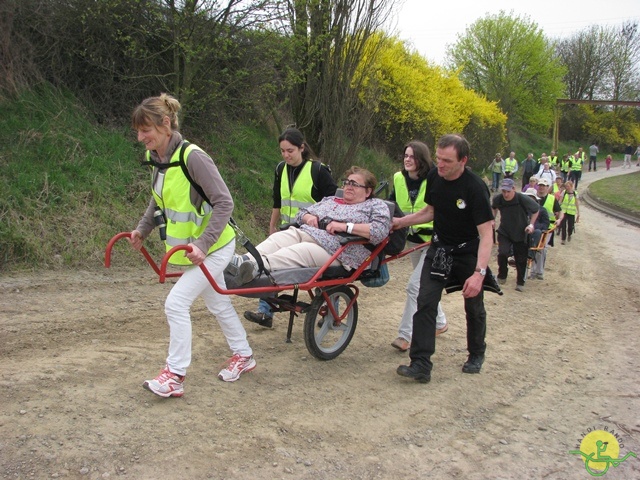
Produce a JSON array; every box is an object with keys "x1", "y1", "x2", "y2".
[{"x1": 106, "y1": 228, "x2": 502, "y2": 360}]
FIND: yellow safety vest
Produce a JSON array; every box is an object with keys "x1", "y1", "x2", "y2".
[
  {"x1": 541, "y1": 194, "x2": 557, "y2": 224},
  {"x1": 393, "y1": 172, "x2": 432, "y2": 242},
  {"x1": 279, "y1": 161, "x2": 315, "y2": 224},
  {"x1": 149, "y1": 143, "x2": 235, "y2": 266},
  {"x1": 549, "y1": 156, "x2": 558, "y2": 166},
  {"x1": 561, "y1": 192, "x2": 578, "y2": 215},
  {"x1": 505, "y1": 158, "x2": 517, "y2": 173},
  {"x1": 571, "y1": 156, "x2": 583, "y2": 171},
  {"x1": 561, "y1": 158, "x2": 571, "y2": 172}
]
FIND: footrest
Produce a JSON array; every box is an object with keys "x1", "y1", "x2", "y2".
[{"x1": 269, "y1": 294, "x2": 311, "y2": 313}]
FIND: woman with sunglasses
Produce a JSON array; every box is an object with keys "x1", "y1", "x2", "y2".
[{"x1": 227, "y1": 166, "x2": 391, "y2": 284}]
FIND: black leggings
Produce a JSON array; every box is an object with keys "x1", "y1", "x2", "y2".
[{"x1": 560, "y1": 214, "x2": 575, "y2": 241}]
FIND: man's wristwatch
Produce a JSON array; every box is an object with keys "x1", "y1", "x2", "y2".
[
  {"x1": 346, "y1": 222, "x2": 354, "y2": 234},
  {"x1": 475, "y1": 267, "x2": 487, "y2": 276}
]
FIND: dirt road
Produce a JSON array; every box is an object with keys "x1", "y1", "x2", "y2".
[{"x1": 1, "y1": 166, "x2": 639, "y2": 479}]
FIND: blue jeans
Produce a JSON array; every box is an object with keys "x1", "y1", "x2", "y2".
[
  {"x1": 492, "y1": 172, "x2": 502, "y2": 190},
  {"x1": 257, "y1": 298, "x2": 273, "y2": 318}
]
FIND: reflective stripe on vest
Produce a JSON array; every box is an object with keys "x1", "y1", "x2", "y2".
[
  {"x1": 541, "y1": 194, "x2": 557, "y2": 224},
  {"x1": 280, "y1": 161, "x2": 314, "y2": 224},
  {"x1": 505, "y1": 158, "x2": 517, "y2": 172},
  {"x1": 393, "y1": 172, "x2": 432, "y2": 242},
  {"x1": 561, "y1": 192, "x2": 578, "y2": 215},
  {"x1": 150, "y1": 144, "x2": 235, "y2": 266}
]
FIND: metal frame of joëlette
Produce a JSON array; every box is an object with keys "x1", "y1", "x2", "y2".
[
  {"x1": 105, "y1": 232, "x2": 428, "y2": 295},
  {"x1": 105, "y1": 232, "x2": 428, "y2": 347}
]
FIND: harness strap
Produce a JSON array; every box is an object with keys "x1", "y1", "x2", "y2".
[{"x1": 142, "y1": 141, "x2": 273, "y2": 280}]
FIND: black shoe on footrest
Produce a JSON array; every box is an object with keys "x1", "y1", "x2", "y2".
[{"x1": 243, "y1": 311, "x2": 273, "y2": 328}]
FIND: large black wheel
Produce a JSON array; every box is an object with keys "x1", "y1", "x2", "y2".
[{"x1": 303, "y1": 286, "x2": 358, "y2": 360}]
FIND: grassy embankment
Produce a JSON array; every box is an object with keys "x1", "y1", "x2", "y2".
[{"x1": 0, "y1": 88, "x2": 395, "y2": 271}]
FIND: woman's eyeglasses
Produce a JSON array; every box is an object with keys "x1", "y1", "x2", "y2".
[
  {"x1": 342, "y1": 179, "x2": 367, "y2": 188},
  {"x1": 403, "y1": 154, "x2": 415, "y2": 160}
]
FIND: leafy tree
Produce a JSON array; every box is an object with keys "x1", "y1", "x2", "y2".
[
  {"x1": 607, "y1": 21, "x2": 640, "y2": 102},
  {"x1": 446, "y1": 11, "x2": 566, "y2": 139},
  {"x1": 6, "y1": 0, "x2": 281, "y2": 126},
  {"x1": 283, "y1": 0, "x2": 395, "y2": 174},
  {"x1": 360, "y1": 35, "x2": 506, "y2": 167},
  {"x1": 555, "y1": 21, "x2": 640, "y2": 146},
  {"x1": 556, "y1": 25, "x2": 614, "y2": 100}
]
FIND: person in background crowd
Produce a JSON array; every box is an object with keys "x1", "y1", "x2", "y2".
[
  {"x1": 529, "y1": 178, "x2": 563, "y2": 281},
  {"x1": 588, "y1": 143, "x2": 599, "y2": 172},
  {"x1": 623, "y1": 143, "x2": 634, "y2": 168},
  {"x1": 129, "y1": 93, "x2": 256, "y2": 397},
  {"x1": 553, "y1": 176, "x2": 565, "y2": 201},
  {"x1": 521, "y1": 152, "x2": 537, "y2": 190},
  {"x1": 243, "y1": 128, "x2": 337, "y2": 328},
  {"x1": 523, "y1": 188, "x2": 549, "y2": 250},
  {"x1": 569, "y1": 150, "x2": 584, "y2": 190},
  {"x1": 393, "y1": 134, "x2": 494, "y2": 384},
  {"x1": 635, "y1": 145, "x2": 640, "y2": 166},
  {"x1": 489, "y1": 153, "x2": 505, "y2": 192},
  {"x1": 389, "y1": 141, "x2": 448, "y2": 353},
  {"x1": 535, "y1": 161, "x2": 557, "y2": 186},
  {"x1": 558, "y1": 180, "x2": 580, "y2": 245},
  {"x1": 504, "y1": 151, "x2": 518, "y2": 179},
  {"x1": 560, "y1": 154, "x2": 572, "y2": 182},
  {"x1": 521, "y1": 176, "x2": 539, "y2": 193},
  {"x1": 492, "y1": 178, "x2": 539, "y2": 292},
  {"x1": 537, "y1": 153, "x2": 549, "y2": 171},
  {"x1": 605, "y1": 154, "x2": 612, "y2": 170}
]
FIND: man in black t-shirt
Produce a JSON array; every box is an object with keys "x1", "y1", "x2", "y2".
[{"x1": 392, "y1": 134, "x2": 494, "y2": 383}]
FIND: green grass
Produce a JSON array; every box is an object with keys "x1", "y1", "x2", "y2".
[
  {"x1": 588, "y1": 172, "x2": 640, "y2": 215},
  {"x1": 0, "y1": 86, "x2": 154, "y2": 270},
  {"x1": 0, "y1": 89, "x2": 401, "y2": 271}
]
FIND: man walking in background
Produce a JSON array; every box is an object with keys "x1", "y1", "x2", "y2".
[
  {"x1": 521, "y1": 153, "x2": 537, "y2": 190},
  {"x1": 588, "y1": 143, "x2": 599, "y2": 172},
  {"x1": 492, "y1": 178, "x2": 539, "y2": 292},
  {"x1": 624, "y1": 143, "x2": 634, "y2": 169},
  {"x1": 504, "y1": 151, "x2": 518, "y2": 179},
  {"x1": 569, "y1": 150, "x2": 584, "y2": 190}
]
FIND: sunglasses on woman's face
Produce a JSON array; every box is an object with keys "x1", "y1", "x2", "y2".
[{"x1": 342, "y1": 179, "x2": 367, "y2": 188}]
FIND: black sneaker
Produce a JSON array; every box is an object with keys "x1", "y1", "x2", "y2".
[
  {"x1": 462, "y1": 354, "x2": 484, "y2": 374},
  {"x1": 243, "y1": 311, "x2": 273, "y2": 328},
  {"x1": 396, "y1": 364, "x2": 431, "y2": 383}
]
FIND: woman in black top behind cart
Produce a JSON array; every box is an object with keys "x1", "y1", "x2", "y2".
[{"x1": 244, "y1": 128, "x2": 337, "y2": 328}]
